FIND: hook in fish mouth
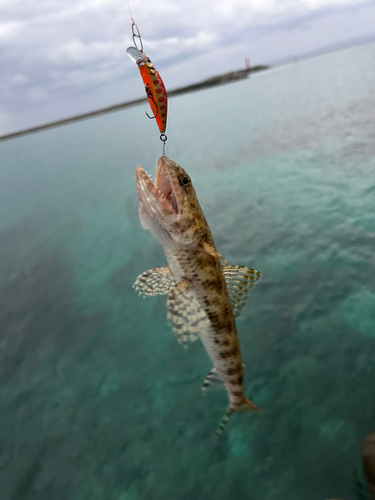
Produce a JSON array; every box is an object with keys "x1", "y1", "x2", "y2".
[{"x1": 135, "y1": 156, "x2": 182, "y2": 217}]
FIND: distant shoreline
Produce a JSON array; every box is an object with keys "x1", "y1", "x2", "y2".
[{"x1": 0, "y1": 65, "x2": 269, "y2": 143}]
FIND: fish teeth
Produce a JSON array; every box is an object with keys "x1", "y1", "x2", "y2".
[{"x1": 144, "y1": 170, "x2": 154, "y2": 181}]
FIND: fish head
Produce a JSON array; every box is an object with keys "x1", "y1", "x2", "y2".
[{"x1": 135, "y1": 156, "x2": 206, "y2": 248}]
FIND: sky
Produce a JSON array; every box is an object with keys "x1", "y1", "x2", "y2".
[{"x1": 0, "y1": 0, "x2": 375, "y2": 135}]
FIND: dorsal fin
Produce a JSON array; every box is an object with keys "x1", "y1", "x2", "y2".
[
  {"x1": 222, "y1": 265, "x2": 262, "y2": 318},
  {"x1": 199, "y1": 241, "x2": 228, "y2": 263},
  {"x1": 201, "y1": 367, "x2": 225, "y2": 395}
]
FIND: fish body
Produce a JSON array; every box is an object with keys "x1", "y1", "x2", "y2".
[
  {"x1": 134, "y1": 156, "x2": 261, "y2": 435},
  {"x1": 127, "y1": 46, "x2": 167, "y2": 134}
]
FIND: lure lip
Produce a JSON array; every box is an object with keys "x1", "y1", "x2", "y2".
[{"x1": 126, "y1": 46, "x2": 145, "y2": 66}]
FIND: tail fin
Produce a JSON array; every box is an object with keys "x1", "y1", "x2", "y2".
[
  {"x1": 241, "y1": 397, "x2": 261, "y2": 414},
  {"x1": 214, "y1": 397, "x2": 260, "y2": 440}
]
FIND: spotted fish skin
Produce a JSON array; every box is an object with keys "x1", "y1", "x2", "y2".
[
  {"x1": 164, "y1": 246, "x2": 246, "y2": 410},
  {"x1": 134, "y1": 156, "x2": 261, "y2": 433}
]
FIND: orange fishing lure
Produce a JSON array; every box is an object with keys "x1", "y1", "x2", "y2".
[{"x1": 127, "y1": 19, "x2": 168, "y2": 150}]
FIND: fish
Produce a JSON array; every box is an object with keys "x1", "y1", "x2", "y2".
[{"x1": 133, "y1": 156, "x2": 262, "y2": 437}]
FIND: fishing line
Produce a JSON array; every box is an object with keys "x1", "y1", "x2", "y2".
[
  {"x1": 295, "y1": 0, "x2": 311, "y2": 12},
  {"x1": 126, "y1": 0, "x2": 134, "y2": 20}
]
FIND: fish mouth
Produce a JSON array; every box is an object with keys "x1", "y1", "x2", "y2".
[{"x1": 135, "y1": 156, "x2": 181, "y2": 216}]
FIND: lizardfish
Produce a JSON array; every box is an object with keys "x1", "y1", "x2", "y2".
[{"x1": 134, "y1": 156, "x2": 262, "y2": 437}]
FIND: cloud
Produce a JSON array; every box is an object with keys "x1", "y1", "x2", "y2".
[{"x1": 0, "y1": 0, "x2": 374, "y2": 134}]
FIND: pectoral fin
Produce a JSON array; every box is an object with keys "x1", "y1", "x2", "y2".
[
  {"x1": 167, "y1": 280, "x2": 209, "y2": 348},
  {"x1": 133, "y1": 267, "x2": 176, "y2": 297},
  {"x1": 223, "y1": 265, "x2": 262, "y2": 318}
]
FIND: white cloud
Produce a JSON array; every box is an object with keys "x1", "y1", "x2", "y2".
[{"x1": 13, "y1": 74, "x2": 29, "y2": 85}]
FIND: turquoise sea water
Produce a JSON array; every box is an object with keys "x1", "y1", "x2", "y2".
[{"x1": 1, "y1": 43, "x2": 375, "y2": 500}]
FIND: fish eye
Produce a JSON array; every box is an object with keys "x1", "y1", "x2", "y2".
[{"x1": 182, "y1": 176, "x2": 190, "y2": 186}]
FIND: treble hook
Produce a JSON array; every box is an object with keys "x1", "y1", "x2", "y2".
[
  {"x1": 131, "y1": 18, "x2": 143, "y2": 52},
  {"x1": 144, "y1": 85, "x2": 158, "y2": 119}
]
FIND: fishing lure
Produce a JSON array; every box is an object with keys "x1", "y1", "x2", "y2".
[{"x1": 127, "y1": 19, "x2": 168, "y2": 153}]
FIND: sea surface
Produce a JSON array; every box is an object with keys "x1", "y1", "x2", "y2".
[{"x1": 1, "y1": 43, "x2": 375, "y2": 500}]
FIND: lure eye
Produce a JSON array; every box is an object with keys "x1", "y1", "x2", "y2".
[{"x1": 182, "y1": 176, "x2": 190, "y2": 186}]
